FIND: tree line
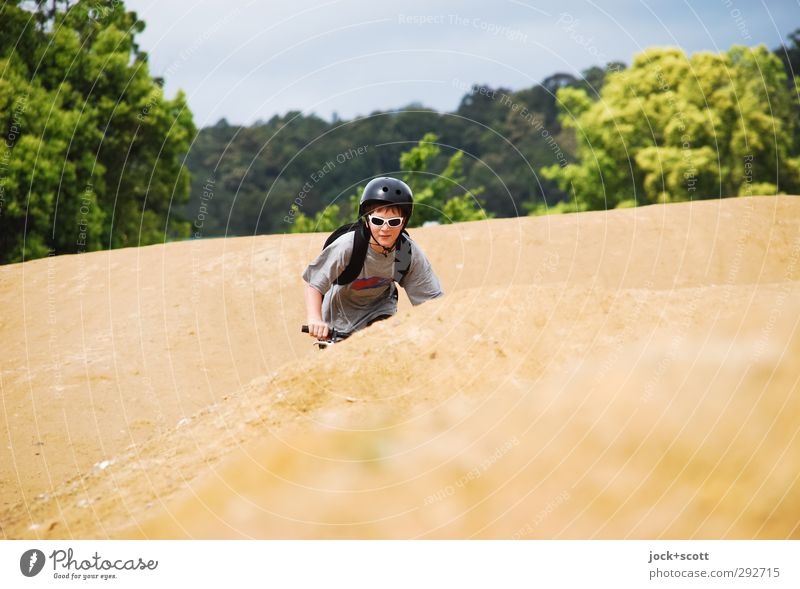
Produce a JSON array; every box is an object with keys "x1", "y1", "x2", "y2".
[
  {"x1": 177, "y1": 71, "x2": 604, "y2": 238},
  {"x1": 1, "y1": 0, "x2": 798, "y2": 263},
  {"x1": 171, "y1": 29, "x2": 800, "y2": 236}
]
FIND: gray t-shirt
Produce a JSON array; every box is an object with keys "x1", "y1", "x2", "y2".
[{"x1": 302, "y1": 231, "x2": 443, "y2": 333}]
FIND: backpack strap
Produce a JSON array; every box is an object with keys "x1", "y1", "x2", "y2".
[
  {"x1": 324, "y1": 222, "x2": 359, "y2": 249},
  {"x1": 393, "y1": 230, "x2": 412, "y2": 283},
  {"x1": 333, "y1": 222, "x2": 369, "y2": 285}
]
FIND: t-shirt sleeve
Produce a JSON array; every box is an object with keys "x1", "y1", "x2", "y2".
[
  {"x1": 399, "y1": 241, "x2": 444, "y2": 305},
  {"x1": 301, "y1": 232, "x2": 353, "y2": 294}
]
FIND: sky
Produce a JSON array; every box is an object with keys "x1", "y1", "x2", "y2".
[{"x1": 123, "y1": 0, "x2": 800, "y2": 127}]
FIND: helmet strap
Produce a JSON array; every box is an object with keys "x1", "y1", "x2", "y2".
[{"x1": 368, "y1": 234, "x2": 396, "y2": 257}]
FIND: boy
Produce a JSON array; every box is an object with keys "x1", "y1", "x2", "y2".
[{"x1": 303, "y1": 177, "x2": 443, "y2": 340}]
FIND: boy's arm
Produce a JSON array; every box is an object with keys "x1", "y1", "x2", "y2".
[
  {"x1": 304, "y1": 284, "x2": 329, "y2": 339},
  {"x1": 301, "y1": 231, "x2": 354, "y2": 338},
  {"x1": 400, "y1": 243, "x2": 443, "y2": 305}
]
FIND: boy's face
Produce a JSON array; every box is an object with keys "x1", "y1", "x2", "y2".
[{"x1": 366, "y1": 205, "x2": 404, "y2": 249}]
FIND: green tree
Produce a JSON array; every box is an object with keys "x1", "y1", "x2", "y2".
[
  {"x1": 287, "y1": 203, "x2": 343, "y2": 234},
  {"x1": 0, "y1": 0, "x2": 195, "y2": 264},
  {"x1": 775, "y1": 28, "x2": 800, "y2": 86},
  {"x1": 774, "y1": 28, "x2": 800, "y2": 156},
  {"x1": 400, "y1": 132, "x2": 490, "y2": 225},
  {"x1": 286, "y1": 132, "x2": 490, "y2": 234},
  {"x1": 541, "y1": 46, "x2": 800, "y2": 209}
]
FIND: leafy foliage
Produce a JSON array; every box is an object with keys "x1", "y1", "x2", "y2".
[
  {"x1": 179, "y1": 75, "x2": 599, "y2": 236},
  {"x1": 3, "y1": 3, "x2": 798, "y2": 260},
  {"x1": 541, "y1": 45, "x2": 800, "y2": 210},
  {"x1": 287, "y1": 132, "x2": 492, "y2": 233},
  {"x1": 287, "y1": 203, "x2": 343, "y2": 234},
  {"x1": 0, "y1": 0, "x2": 195, "y2": 264},
  {"x1": 400, "y1": 133, "x2": 491, "y2": 225}
]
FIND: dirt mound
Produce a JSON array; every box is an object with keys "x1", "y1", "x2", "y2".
[{"x1": 1, "y1": 196, "x2": 798, "y2": 539}]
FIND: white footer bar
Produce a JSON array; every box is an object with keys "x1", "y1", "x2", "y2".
[{"x1": 2, "y1": 540, "x2": 797, "y2": 588}]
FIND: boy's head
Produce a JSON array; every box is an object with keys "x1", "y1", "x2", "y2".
[
  {"x1": 364, "y1": 203, "x2": 405, "y2": 249},
  {"x1": 357, "y1": 177, "x2": 413, "y2": 220},
  {"x1": 357, "y1": 177, "x2": 413, "y2": 250}
]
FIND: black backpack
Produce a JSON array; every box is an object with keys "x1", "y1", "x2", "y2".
[{"x1": 324, "y1": 221, "x2": 412, "y2": 285}]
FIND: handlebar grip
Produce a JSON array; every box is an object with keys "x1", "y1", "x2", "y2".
[
  {"x1": 301, "y1": 324, "x2": 350, "y2": 342},
  {"x1": 302, "y1": 324, "x2": 334, "y2": 338}
]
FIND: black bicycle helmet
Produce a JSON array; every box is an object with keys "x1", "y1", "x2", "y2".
[{"x1": 358, "y1": 177, "x2": 413, "y2": 220}]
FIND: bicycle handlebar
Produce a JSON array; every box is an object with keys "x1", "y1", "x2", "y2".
[{"x1": 301, "y1": 324, "x2": 351, "y2": 342}]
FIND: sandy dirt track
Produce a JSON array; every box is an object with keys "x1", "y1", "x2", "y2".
[{"x1": 1, "y1": 195, "x2": 798, "y2": 539}]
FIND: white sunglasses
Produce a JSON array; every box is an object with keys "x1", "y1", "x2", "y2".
[{"x1": 368, "y1": 215, "x2": 404, "y2": 227}]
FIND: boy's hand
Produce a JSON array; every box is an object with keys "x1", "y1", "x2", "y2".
[{"x1": 307, "y1": 319, "x2": 330, "y2": 340}]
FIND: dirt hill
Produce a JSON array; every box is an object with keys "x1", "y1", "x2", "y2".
[{"x1": 1, "y1": 195, "x2": 798, "y2": 539}]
